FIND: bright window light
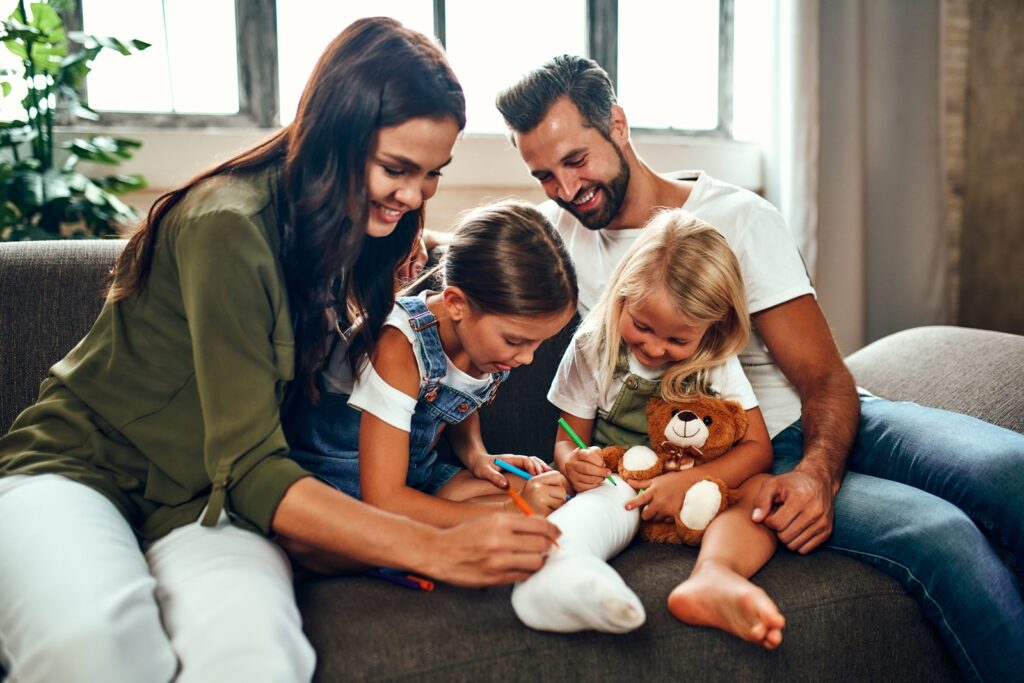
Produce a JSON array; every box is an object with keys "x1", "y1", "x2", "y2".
[
  {"x1": 277, "y1": 1, "x2": 434, "y2": 126},
  {"x1": 733, "y1": 0, "x2": 775, "y2": 142},
  {"x1": 82, "y1": 0, "x2": 238, "y2": 114},
  {"x1": 444, "y1": 0, "x2": 586, "y2": 134},
  {"x1": 617, "y1": 0, "x2": 719, "y2": 131}
]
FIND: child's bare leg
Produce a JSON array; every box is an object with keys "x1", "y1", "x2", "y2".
[
  {"x1": 667, "y1": 474, "x2": 784, "y2": 649},
  {"x1": 435, "y1": 470, "x2": 505, "y2": 502}
]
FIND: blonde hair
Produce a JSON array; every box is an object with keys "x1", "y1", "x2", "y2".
[{"x1": 581, "y1": 209, "x2": 749, "y2": 402}]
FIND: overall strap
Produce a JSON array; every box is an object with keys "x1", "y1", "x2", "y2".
[{"x1": 396, "y1": 296, "x2": 447, "y2": 401}]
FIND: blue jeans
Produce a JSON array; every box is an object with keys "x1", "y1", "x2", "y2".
[{"x1": 772, "y1": 394, "x2": 1024, "y2": 683}]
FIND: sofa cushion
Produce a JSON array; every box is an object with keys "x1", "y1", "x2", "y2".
[
  {"x1": 0, "y1": 240, "x2": 124, "y2": 433},
  {"x1": 297, "y1": 543, "x2": 956, "y2": 682}
]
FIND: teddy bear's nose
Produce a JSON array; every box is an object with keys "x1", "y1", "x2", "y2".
[{"x1": 679, "y1": 411, "x2": 698, "y2": 422}]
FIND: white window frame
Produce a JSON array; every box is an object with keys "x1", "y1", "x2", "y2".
[
  {"x1": 62, "y1": 0, "x2": 758, "y2": 195},
  {"x1": 66, "y1": 0, "x2": 734, "y2": 136}
]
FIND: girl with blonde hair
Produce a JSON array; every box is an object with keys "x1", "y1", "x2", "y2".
[{"x1": 512, "y1": 209, "x2": 785, "y2": 648}]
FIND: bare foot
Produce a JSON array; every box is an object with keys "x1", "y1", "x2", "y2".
[{"x1": 667, "y1": 561, "x2": 785, "y2": 649}]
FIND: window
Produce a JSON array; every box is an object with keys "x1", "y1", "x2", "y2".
[{"x1": 70, "y1": 0, "x2": 743, "y2": 138}]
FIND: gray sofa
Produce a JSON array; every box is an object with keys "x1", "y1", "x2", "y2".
[{"x1": 5, "y1": 240, "x2": 1022, "y2": 682}]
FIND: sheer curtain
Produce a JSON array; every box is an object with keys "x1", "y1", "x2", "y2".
[
  {"x1": 760, "y1": 0, "x2": 820, "y2": 281},
  {"x1": 816, "y1": 0, "x2": 945, "y2": 352}
]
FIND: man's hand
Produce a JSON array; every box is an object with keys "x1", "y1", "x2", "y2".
[{"x1": 751, "y1": 468, "x2": 838, "y2": 554}]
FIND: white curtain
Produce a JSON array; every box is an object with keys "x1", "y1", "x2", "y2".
[
  {"x1": 761, "y1": 0, "x2": 820, "y2": 280},
  {"x1": 816, "y1": 0, "x2": 945, "y2": 351}
]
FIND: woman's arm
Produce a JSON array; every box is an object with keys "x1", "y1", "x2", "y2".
[{"x1": 271, "y1": 477, "x2": 560, "y2": 586}]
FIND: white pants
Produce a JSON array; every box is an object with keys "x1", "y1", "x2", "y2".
[{"x1": 0, "y1": 475, "x2": 315, "y2": 683}]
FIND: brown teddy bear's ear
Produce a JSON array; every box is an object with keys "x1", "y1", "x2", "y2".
[{"x1": 725, "y1": 400, "x2": 748, "y2": 442}]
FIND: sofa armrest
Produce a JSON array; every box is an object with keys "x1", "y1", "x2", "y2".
[{"x1": 845, "y1": 325, "x2": 1024, "y2": 434}]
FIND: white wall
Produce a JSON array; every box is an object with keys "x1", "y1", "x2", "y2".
[{"x1": 69, "y1": 128, "x2": 762, "y2": 233}]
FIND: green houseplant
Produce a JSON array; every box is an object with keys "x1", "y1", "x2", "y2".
[{"x1": 0, "y1": 0, "x2": 149, "y2": 240}]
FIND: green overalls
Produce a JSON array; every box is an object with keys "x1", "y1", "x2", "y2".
[{"x1": 592, "y1": 358, "x2": 662, "y2": 449}]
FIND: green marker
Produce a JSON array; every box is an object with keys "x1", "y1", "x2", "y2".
[{"x1": 557, "y1": 417, "x2": 617, "y2": 486}]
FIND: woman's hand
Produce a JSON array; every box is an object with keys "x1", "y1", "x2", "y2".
[
  {"x1": 425, "y1": 513, "x2": 561, "y2": 586},
  {"x1": 519, "y1": 470, "x2": 570, "y2": 516},
  {"x1": 465, "y1": 451, "x2": 551, "y2": 489},
  {"x1": 624, "y1": 470, "x2": 706, "y2": 523},
  {"x1": 560, "y1": 446, "x2": 610, "y2": 493}
]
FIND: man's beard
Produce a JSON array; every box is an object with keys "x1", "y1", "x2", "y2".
[{"x1": 556, "y1": 140, "x2": 630, "y2": 230}]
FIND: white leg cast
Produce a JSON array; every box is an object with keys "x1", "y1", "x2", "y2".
[{"x1": 511, "y1": 475, "x2": 644, "y2": 633}]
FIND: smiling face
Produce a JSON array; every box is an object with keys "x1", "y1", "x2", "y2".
[
  {"x1": 619, "y1": 288, "x2": 710, "y2": 368},
  {"x1": 363, "y1": 115, "x2": 460, "y2": 238},
  {"x1": 448, "y1": 295, "x2": 574, "y2": 377},
  {"x1": 514, "y1": 97, "x2": 631, "y2": 230}
]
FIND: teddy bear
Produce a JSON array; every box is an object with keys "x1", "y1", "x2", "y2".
[{"x1": 599, "y1": 395, "x2": 748, "y2": 546}]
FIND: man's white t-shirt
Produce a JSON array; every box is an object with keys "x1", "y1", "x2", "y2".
[
  {"x1": 540, "y1": 171, "x2": 815, "y2": 437},
  {"x1": 547, "y1": 329, "x2": 759, "y2": 422}
]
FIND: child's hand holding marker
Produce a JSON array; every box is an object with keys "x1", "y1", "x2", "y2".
[
  {"x1": 506, "y1": 486, "x2": 560, "y2": 548},
  {"x1": 468, "y1": 452, "x2": 551, "y2": 489},
  {"x1": 557, "y1": 417, "x2": 618, "y2": 492}
]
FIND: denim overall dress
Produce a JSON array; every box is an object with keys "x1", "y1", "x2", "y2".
[{"x1": 289, "y1": 296, "x2": 508, "y2": 498}]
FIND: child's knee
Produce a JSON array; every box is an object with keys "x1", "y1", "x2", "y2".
[{"x1": 737, "y1": 474, "x2": 772, "y2": 503}]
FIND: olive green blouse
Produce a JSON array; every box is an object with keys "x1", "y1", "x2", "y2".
[{"x1": 0, "y1": 168, "x2": 310, "y2": 539}]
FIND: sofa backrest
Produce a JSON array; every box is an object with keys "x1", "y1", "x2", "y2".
[
  {"x1": 0, "y1": 239, "x2": 579, "y2": 459},
  {"x1": 0, "y1": 240, "x2": 125, "y2": 431}
]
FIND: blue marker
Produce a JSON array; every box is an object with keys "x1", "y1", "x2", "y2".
[
  {"x1": 495, "y1": 457, "x2": 572, "y2": 500},
  {"x1": 494, "y1": 457, "x2": 533, "y2": 480}
]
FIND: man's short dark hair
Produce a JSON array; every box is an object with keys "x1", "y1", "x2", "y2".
[{"x1": 496, "y1": 54, "x2": 616, "y2": 142}]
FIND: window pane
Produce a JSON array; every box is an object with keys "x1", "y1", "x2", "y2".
[
  {"x1": 732, "y1": 0, "x2": 774, "y2": 142},
  {"x1": 617, "y1": 0, "x2": 719, "y2": 130},
  {"x1": 82, "y1": 0, "x2": 238, "y2": 114},
  {"x1": 445, "y1": 0, "x2": 586, "y2": 134},
  {"x1": 277, "y1": 1, "x2": 435, "y2": 125}
]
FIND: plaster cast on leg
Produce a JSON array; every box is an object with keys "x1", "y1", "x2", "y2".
[{"x1": 511, "y1": 475, "x2": 644, "y2": 633}]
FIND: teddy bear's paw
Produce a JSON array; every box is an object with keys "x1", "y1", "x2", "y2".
[
  {"x1": 679, "y1": 479, "x2": 724, "y2": 532},
  {"x1": 622, "y1": 445, "x2": 658, "y2": 472}
]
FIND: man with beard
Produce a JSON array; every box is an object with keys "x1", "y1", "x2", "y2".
[{"x1": 496, "y1": 54, "x2": 1024, "y2": 682}]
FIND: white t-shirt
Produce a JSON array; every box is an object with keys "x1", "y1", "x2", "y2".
[
  {"x1": 540, "y1": 171, "x2": 815, "y2": 437},
  {"x1": 319, "y1": 291, "x2": 492, "y2": 432},
  {"x1": 548, "y1": 328, "x2": 759, "y2": 421}
]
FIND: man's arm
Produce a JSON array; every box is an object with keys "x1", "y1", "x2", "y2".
[{"x1": 750, "y1": 294, "x2": 859, "y2": 554}]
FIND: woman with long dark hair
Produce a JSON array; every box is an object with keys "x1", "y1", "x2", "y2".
[{"x1": 0, "y1": 18, "x2": 558, "y2": 681}]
